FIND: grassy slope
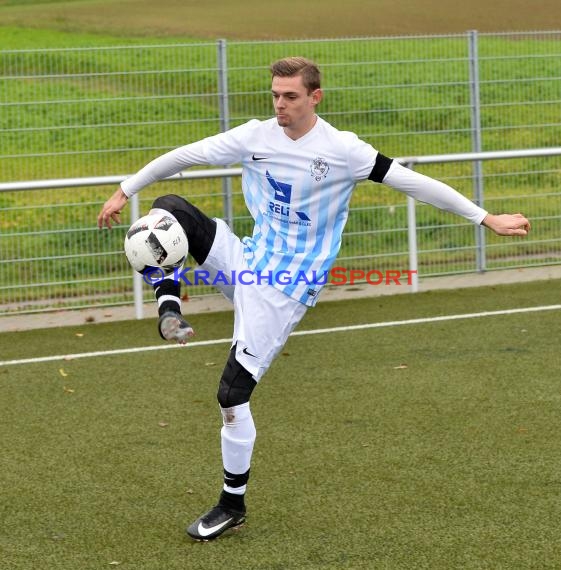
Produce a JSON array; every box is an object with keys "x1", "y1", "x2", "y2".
[{"x1": 1, "y1": 0, "x2": 561, "y2": 40}]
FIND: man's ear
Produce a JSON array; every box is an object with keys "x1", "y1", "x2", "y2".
[{"x1": 311, "y1": 88, "x2": 323, "y2": 106}]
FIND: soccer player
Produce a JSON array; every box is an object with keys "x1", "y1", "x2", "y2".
[{"x1": 98, "y1": 57, "x2": 531, "y2": 540}]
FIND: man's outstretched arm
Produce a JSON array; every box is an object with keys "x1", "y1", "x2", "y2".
[
  {"x1": 97, "y1": 140, "x2": 209, "y2": 229},
  {"x1": 371, "y1": 157, "x2": 531, "y2": 237}
]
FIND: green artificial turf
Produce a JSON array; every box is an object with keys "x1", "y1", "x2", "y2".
[{"x1": 2, "y1": 280, "x2": 561, "y2": 568}]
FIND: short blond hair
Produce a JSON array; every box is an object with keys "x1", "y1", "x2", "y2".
[{"x1": 270, "y1": 57, "x2": 321, "y2": 93}]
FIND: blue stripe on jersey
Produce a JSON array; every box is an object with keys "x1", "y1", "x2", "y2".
[
  {"x1": 285, "y1": 186, "x2": 348, "y2": 304},
  {"x1": 241, "y1": 167, "x2": 258, "y2": 216},
  {"x1": 252, "y1": 215, "x2": 284, "y2": 273},
  {"x1": 251, "y1": 171, "x2": 292, "y2": 272},
  {"x1": 297, "y1": 211, "x2": 347, "y2": 303},
  {"x1": 293, "y1": 191, "x2": 312, "y2": 253},
  {"x1": 280, "y1": 178, "x2": 331, "y2": 299},
  {"x1": 241, "y1": 168, "x2": 264, "y2": 256},
  {"x1": 326, "y1": 193, "x2": 353, "y2": 265},
  {"x1": 294, "y1": 187, "x2": 353, "y2": 304}
]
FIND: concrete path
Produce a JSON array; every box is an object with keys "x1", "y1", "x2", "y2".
[{"x1": 1, "y1": 265, "x2": 560, "y2": 333}]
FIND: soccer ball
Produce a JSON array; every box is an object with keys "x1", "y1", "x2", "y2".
[{"x1": 124, "y1": 212, "x2": 188, "y2": 274}]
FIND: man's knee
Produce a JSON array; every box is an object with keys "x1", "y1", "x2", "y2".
[
  {"x1": 217, "y1": 347, "x2": 257, "y2": 408},
  {"x1": 151, "y1": 194, "x2": 216, "y2": 265},
  {"x1": 152, "y1": 194, "x2": 187, "y2": 213}
]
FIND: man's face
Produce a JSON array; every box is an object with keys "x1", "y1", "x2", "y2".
[{"x1": 271, "y1": 74, "x2": 322, "y2": 136}]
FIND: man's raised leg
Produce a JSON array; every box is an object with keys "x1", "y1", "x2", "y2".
[{"x1": 149, "y1": 194, "x2": 217, "y2": 343}]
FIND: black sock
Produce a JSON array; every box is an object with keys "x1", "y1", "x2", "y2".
[
  {"x1": 158, "y1": 299, "x2": 181, "y2": 316},
  {"x1": 219, "y1": 490, "x2": 246, "y2": 513},
  {"x1": 154, "y1": 278, "x2": 181, "y2": 316}
]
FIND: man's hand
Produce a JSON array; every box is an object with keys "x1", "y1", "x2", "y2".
[
  {"x1": 98, "y1": 187, "x2": 129, "y2": 229},
  {"x1": 482, "y1": 213, "x2": 531, "y2": 236}
]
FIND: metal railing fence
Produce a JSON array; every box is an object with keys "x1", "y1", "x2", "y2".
[
  {"x1": 1, "y1": 31, "x2": 561, "y2": 316},
  {"x1": 1, "y1": 146, "x2": 560, "y2": 318}
]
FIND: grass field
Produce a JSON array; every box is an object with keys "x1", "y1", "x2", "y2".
[
  {"x1": 1, "y1": 0, "x2": 561, "y2": 39},
  {"x1": 2, "y1": 280, "x2": 561, "y2": 569}
]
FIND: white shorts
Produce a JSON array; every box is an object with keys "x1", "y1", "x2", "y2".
[{"x1": 200, "y1": 219, "x2": 308, "y2": 381}]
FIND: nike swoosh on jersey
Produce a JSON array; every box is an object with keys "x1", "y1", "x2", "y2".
[
  {"x1": 252, "y1": 154, "x2": 269, "y2": 161},
  {"x1": 197, "y1": 518, "x2": 233, "y2": 538}
]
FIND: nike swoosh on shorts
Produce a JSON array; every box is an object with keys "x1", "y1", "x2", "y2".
[{"x1": 242, "y1": 347, "x2": 257, "y2": 357}]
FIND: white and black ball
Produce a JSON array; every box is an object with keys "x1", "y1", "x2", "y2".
[{"x1": 124, "y1": 212, "x2": 188, "y2": 274}]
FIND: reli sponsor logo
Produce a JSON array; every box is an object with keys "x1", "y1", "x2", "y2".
[{"x1": 264, "y1": 170, "x2": 312, "y2": 226}]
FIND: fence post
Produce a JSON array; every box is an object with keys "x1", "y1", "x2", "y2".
[
  {"x1": 468, "y1": 29, "x2": 486, "y2": 272},
  {"x1": 130, "y1": 193, "x2": 144, "y2": 320},
  {"x1": 406, "y1": 163, "x2": 419, "y2": 293},
  {"x1": 217, "y1": 39, "x2": 234, "y2": 229}
]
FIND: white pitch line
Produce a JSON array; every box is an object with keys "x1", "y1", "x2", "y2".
[
  {"x1": 0, "y1": 336, "x2": 233, "y2": 367},
  {"x1": 290, "y1": 303, "x2": 561, "y2": 336},
  {"x1": 2, "y1": 303, "x2": 561, "y2": 368}
]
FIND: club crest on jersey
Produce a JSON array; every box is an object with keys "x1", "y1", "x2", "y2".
[{"x1": 310, "y1": 157, "x2": 329, "y2": 181}]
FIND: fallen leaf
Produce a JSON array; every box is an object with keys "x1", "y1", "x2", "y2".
[
  {"x1": 186, "y1": 488, "x2": 194, "y2": 494},
  {"x1": 63, "y1": 387, "x2": 75, "y2": 394},
  {"x1": 205, "y1": 362, "x2": 216, "y2": 367},
  {"x1": 108, "y1": 562, "x2": 121, "y2": 566},
  {"x1": 158, "y1": 421, "x2": 169, "y2": 428},
  {"x1": 393, "y1": 364, "x2": 408, "y2": 370},
  {"x1": 59, "y1": 368, "x2": 68, "y2": 377},
  {"x1": 75, "y1": 333, "x2": 84, "y2": 337}
]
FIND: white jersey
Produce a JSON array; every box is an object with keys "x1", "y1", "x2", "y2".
[
  {"x1": 201, "y1": 117, "x2": 378, "y2": 305},
  {"x1": 122, "y1": 116, "x2": 487, "y2": 306}
]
